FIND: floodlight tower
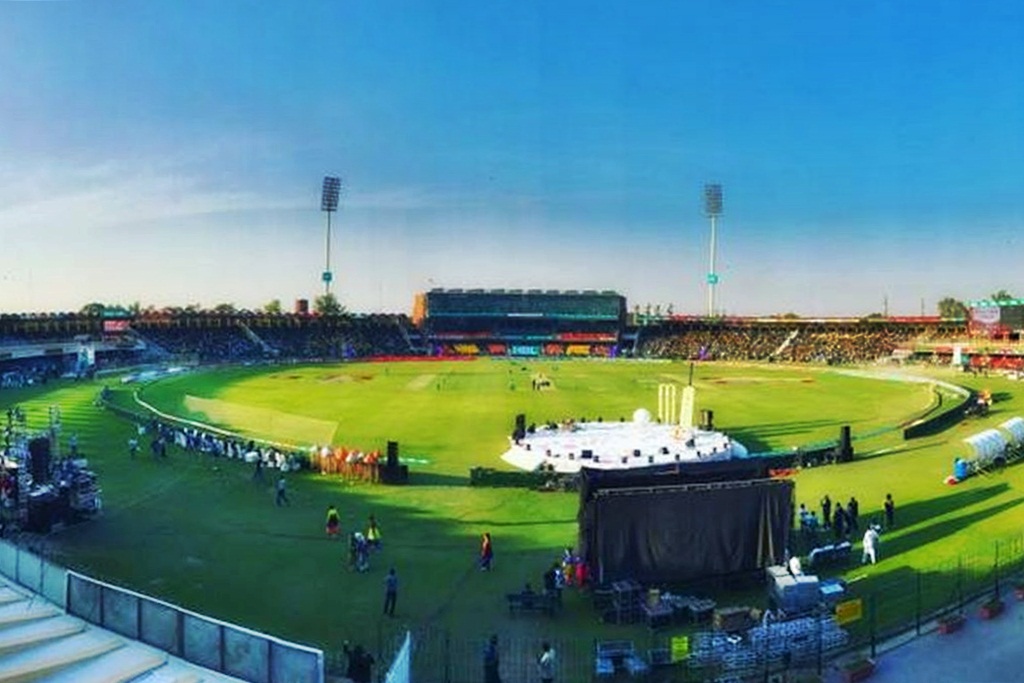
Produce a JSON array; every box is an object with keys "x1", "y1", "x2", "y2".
[
  {"x1": 703, "y1": 183, "x2": 723, "y2": 317},
  {"x1": 320, "y1": 175, "x2": 342, "y2": 295}
]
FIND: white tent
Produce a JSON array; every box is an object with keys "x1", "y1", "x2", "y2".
[
  {"x1": 999, "y1": 416, "x2": 1024, "y2": 445},
  {"x1": 964, "y1": 429, "x2": 1008, "y2": 463}
]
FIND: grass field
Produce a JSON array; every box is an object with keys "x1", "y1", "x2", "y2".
[{"x1": 3, "y1": 359, "x2": 1024, "y2": 674}]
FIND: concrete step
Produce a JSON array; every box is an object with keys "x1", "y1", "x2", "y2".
[
  {"x1": 0, "y1": 602, "x2": 61, "y2": 630},
  {"x1": 0, "y1": 589, "x2": 28, "y2": 607},
  {"x1": 36, "y1": 644, "x2": 167, "y2": 683},
  {"x1": 0, "y1": 630, "x2": 124, "y2": 683},
  {"x1": 0, "y1": 617, "x2": 85, "y2": 656},
  {"x1": 131, "y1": 659, "x2": 252, "y2": 683},
  {"x1": 129, "y1": 662, "x2": 203, "y2": 683}
]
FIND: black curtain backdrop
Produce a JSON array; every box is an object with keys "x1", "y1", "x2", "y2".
[{"x1": 579, "y1": 477, "x2": 793, "y2": 585}]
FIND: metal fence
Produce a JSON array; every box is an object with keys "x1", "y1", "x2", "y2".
[
  {"x1": 0, "y1": 538, "x2": 68, "y2": 608},
  {"x1": 329, "y1": 531, "x2": 1024, "y2": 683},
  {"x1": 0, "y1": 536, "x2": 323, "y2": 683},
  {"x1": 65, "y1": 571, "x2": 324, "y2": 683}
]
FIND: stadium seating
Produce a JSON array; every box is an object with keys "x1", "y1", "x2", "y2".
[{"x1": 0, "y1": 577, "x2": 244, "y2": 682}]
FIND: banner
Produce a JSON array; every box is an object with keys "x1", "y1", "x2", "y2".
[{"x1": 835, "y1": 598, "x2": 863, "y2": 625}]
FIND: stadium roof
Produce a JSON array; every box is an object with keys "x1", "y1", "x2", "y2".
[{"x1": 427, "y1": 287, "x2": 623, "y2": 297}]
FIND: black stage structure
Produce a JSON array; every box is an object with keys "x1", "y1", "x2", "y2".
[{"x1": 578, "y1": 463, "x2": 794, "y2": 585}]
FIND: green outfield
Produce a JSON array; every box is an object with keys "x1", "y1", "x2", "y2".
[{"x1": 2, "y1": 359, "x2": 1024, "y2": 666}]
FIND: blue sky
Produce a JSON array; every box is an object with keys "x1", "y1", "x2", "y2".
[{"x1": 2, "y1": 1, "x2": 1023, "y2": 316}]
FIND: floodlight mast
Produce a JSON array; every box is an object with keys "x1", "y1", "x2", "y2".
[
  {"x1": 704, "y1": 183, "x2": 723, "y2": 318},
  {"x1": 321, "y1": 176, "x2": 342, "y2": 296}
]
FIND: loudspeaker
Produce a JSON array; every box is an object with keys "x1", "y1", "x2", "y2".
[
  {"x1": 380, "y1": 464, "x2": 409, "y2": 485},
  {"x1": 386, "y1": 441, "x2": 399, "y2": 468},
  {"x1": 581, "y1": 449, "x2": 593, "y2": 460},
  {"x1": 513, "y1": 413, "x2": 526, "y2": 441},
  {"x1": 28, "y1": 437, "x2": 50, "y2": 485},
  {"x1": 701, "y1": 409, "x2": 714, "y2": 431},
  {"x1": 632, "y1": 449, "x2": 641, "y2": 458},
  {"x1": 837, "y1": 425, "x2": 854, "y2": 463}
]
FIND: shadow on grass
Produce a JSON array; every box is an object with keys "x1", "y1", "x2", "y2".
[
  {"x1": 457, "y1": 517, "x2": 578, "y2": 527},
  {"x1": 730, "y1": 418, "x2": 845, "y2": 439},
  {"x1": 884, "y1": 496, "x2": 1023, "y2": 558},
  {"x1": 408, "y1": 472, "x2": 471, "y2": 486},
  {"x1": 854, "y1": 439, "x2": 948, "y2": 460},
  {"x1": 865, "y1": 482, "x2": 1010, "y2": 531},
  {"x1": 799, "y1": 484, "x2": 1012, "y2": 551}
]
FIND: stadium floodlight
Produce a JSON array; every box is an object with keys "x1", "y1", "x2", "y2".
[
  {"x1": 704, "y1": 184, "x2": 723, "y2": 217},
  {"x1": 321, "y1": 176, "x2": 342, "y2": 295},
  {"x1": 703, "y1": 184, "x2": 723, "y2": 317}
]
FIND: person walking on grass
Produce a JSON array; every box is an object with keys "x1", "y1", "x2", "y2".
[
  {"x1": 275, "y1": 475, "x2": 289, "y2": 506},
  {"x1": 325, "y1": 505, "x2": 340, "y2": 539},
  {"x1": 480, "y1": 532, "x2": 494, "y2": 571},
  {"x1": 366, "y1": 514, "x2": 382, "y2": 550},
  {"x1": 884, "y1": 493, "x2": 895, "y2": 529},
  {"x1": 383, "y1": 567, "x2": 398, "y2": 617},
  {"x1": 862, "y1": 525, "x2": 880, "y2": 565}
]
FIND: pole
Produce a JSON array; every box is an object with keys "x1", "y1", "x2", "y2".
[
  {"x1": 915, "y1": 570, "x2": 922, "y2": 635},
  {"x1": 991, "y1": 540, "x2": 999, "y2": 598},
  {"x1": 869, "y1": 593, "x2": 877, "y2": 659},
  {"x1": 324, "y1": 211, "x2": 333, "y2": 296},
  {"x1": 707, "y1": 214, "x2": 717, "y2": 317}
]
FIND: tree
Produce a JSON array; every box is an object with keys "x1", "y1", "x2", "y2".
[
  {"x1": 212, "y1": 303, "x2": 237, "y2": 314},
  {"x1": 263, "y1": 299, "x2": 283, "y2": 315},
  {"x1": 991, "y1": 290, "x2": 1014, "y2": 302},
  {"x1": 314, "y1": 293, "x2": 345, "y2": 316},
  {"x1": 938, "y1": 297, "x2": 968, "y2": 319},
  {"x1": 79, "y1": 302, "x2": 106, "y2": 317}
]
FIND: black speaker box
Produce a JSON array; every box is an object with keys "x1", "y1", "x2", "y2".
[
  {"x1": 837, "y1": 425, "x2": 854, "y2": 462},
  {"x1": 28, "y1": 437, "x2": 50, "y2": 485},
  {"x1": 380, "y1": 464, "x2": 409, "y2": 485},
  {"x1": 513, "y1": 413, "x2": 526, "y2": 441}
]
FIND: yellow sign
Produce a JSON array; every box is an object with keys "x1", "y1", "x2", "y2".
[
  {"x1": 670, "y1": 635, "x2": 690, "y2": 662},
  {"x1": 836, "y1": 598, "x2": 863, "y2": 625}
]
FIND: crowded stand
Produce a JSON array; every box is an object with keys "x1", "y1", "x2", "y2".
[
  {"x1": 0, "y1": 358, "x2": 66, "y2": 389},
  {"x1": 639, "y1": 321, "x2": 924, "y2": 365},
  {"x1": 250, "y1": 314, "x2": 413, "y2": 359},
  {"x1": 130, "y1": 325, "x2": 263, "y2": 363},
  {"x1": 781, "y1": 327, "x2": 919, "y2": 364},
  {"x1": 638, "y1": 324, "x2": 792, "y2": 361},
  {"x1": 0, "y1": 300, "x2": 1019, "y2": 388}
]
